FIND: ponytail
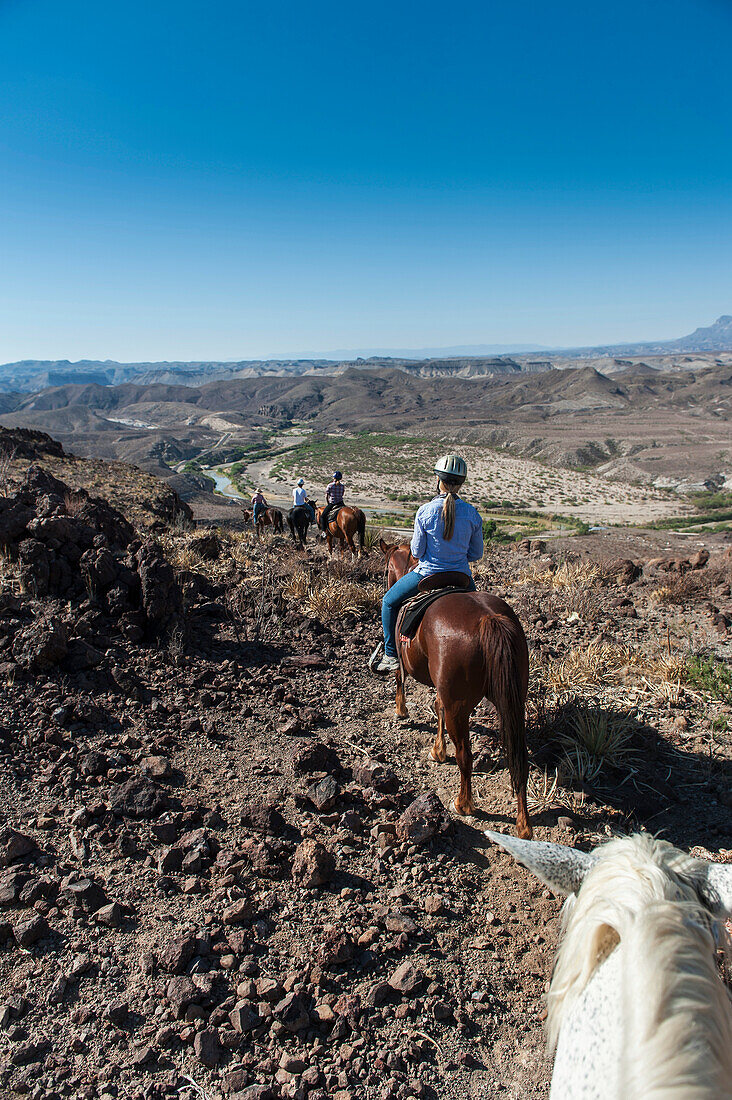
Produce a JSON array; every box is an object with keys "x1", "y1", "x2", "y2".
[{"x1": 438, "y1": 478, "x2": 461, "y2": 540}]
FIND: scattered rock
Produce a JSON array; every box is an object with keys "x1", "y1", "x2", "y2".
[
  {"x1": 14, "y1": 914, "x2": 49, "y2": 947},
  {"x1": 388, "y1": 961, "x2": 425, "y2": 995},
  {"x1": 396, "y1": 792, "x2": 449, "y2": 844},
  {"x1": 291, "y1": 839, "x2": 335, "y2": 887},
  {"x1": 111, "y1": 776, "x2": 169, "y2": 820}
]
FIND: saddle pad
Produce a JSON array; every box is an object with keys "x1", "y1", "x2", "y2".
[{"x1": 398, "y1": 586, "x2": 469, "y2": 641}]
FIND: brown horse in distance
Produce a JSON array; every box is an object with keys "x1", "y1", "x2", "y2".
[
  {"x1": 316, "y1": 504, "x2": 367, "y2": 557},
  {"x1": 242, "y1": 507, "x2": 284, "y2": 536},
  {"x1": 380, "y1": 539, "x2": 532, "y2": 839}
]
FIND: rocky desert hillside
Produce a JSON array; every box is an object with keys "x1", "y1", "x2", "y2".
[{"x1": 0, "y1": 428, "x2": 730, "y2": 1100}]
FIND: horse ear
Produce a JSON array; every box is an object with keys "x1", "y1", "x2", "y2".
[
  {"x1": 379, "y1": 538, "x2": 391, "y2": 554},
  {"x1": 703, "y1": 864, "x2": 732, "y2": 916},
  {"x1": 485, "y1": 830, "x2": 596, "y2": 896}
]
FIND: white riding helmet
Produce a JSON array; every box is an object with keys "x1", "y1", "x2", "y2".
[{"x1": 434, "y1": 454, "x2": 467, "y2": 484}]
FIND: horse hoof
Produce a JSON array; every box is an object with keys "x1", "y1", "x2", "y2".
[
  {"x1": 429, "y1": 749, "x2": 446, "y2": 764},
  {"x1": 453, "y1": 799, "x2": 475, "y2": 816},
  {"x1": 517, "y1": 823, "x2": 533, "y2": 840}
]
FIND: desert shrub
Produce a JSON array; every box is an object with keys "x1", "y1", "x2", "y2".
[
  {"x1": 684, "y1": 655, "x2": 732, "y2": 701},
  {"x1": 538, "y1": 640, "x2": 685, "y2": 694},
  {"x1": 282, "y1": 569, "x2": 381, "y2": 620},
  {"x1": 650, "y1": 566, "x2": 726, "y2": 606},
  {"x1": 482, "y1": 519, "x2": 511, "y2": 543},
  {"x1": 559, "y1": 700, "x2": 638, "y2": 784},
  {"x1": 361, "y1": 525, "x2": 381, "y2": 553}
]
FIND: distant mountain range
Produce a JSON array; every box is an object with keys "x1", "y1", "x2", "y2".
[
  {"x1": 0, "y1": 315, "x2": 730, "y2": 393},
  {"x1": 559, "y1": 314, "x2": 732, "y2": 358},
  {"x1": 271, "y1": 343, "x2": 550, "y2": 358}
]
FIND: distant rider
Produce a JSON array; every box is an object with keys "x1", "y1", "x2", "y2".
[
  {"x1": 319, "y1": 470, "x2": 345, "y2": 531},
  {"x1": 293, "y1": 477, "x2": 316, "y2": 523},
  {"x1": 371, "y1": 454, "x2": 483, "y2": 674},
  {"x1": 251, "y1": 487, "x2": 268, "y2": 525}
]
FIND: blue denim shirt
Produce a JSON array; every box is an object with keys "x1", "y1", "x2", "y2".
[{"x1": 410, "y1": 495, "x2": 484, "y2": 577}]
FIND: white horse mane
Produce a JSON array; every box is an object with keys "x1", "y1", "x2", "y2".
[{"x1": 548, "y1": 833, "x2": 732, "y2": 1098}]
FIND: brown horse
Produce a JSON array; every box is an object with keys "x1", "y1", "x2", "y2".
[
  {"x1": 380, "y1": 539, "x2": 532, "y2": 839},
  {"x1": 242, "y1": 507, "x2": 284, "y2": 536},
  {"x1": 316, "y1": 504, "x2": 367, "y2": 557}
]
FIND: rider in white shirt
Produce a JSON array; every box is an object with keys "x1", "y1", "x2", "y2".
[{"x1": 293, "y1": 478, "x2": 315, "y2": 521}]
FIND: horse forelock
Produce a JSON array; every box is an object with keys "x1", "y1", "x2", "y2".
[{"x1": 548, "y1": 833, "x2": 732, "y2": 1098}]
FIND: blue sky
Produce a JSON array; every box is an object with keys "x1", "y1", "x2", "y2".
[{"x1": 1, "y1": 0, "x2": 731, "y2": 361}]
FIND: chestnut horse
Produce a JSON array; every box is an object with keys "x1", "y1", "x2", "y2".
[
  {"x1": 242, "y1": 507, "x2": 284, "y2": 536},
  {"x1": 380, "y1": 539, "x2": 531, "y2": 838},
  {"x1": 316, "y1": 504, "x2": 367, "y2": 558}
]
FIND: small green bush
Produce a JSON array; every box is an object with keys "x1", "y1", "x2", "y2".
[{"x1": 684, "y1": 655, "x2": 732, "y2": 701}]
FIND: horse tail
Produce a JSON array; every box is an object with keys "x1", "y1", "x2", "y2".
[
  {"x1": 356, "y1": 509, "x2": 367, "y2": 554},
  {"x1": 478, "y1": 613, "x2": 529, "y2": 800}
]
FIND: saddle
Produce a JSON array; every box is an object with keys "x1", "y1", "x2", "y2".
[
  {"x1": 397, "y1": 571, "x2": 471, "y2": 641},
  {"x1": 324, "y1": 503, "x2": 343, "y2": 526}
]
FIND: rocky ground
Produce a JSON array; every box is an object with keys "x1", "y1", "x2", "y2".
[{"x1": 0, "y1": 433, "x2": 731, "y2": 1100}]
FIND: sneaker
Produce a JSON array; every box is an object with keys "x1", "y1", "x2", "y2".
[{"x1": 373, "y1": 654, "x2": 400, "y2": 675}]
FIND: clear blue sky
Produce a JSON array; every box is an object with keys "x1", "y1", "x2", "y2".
[{"x1": 1, "y1": 0, "x2": 731, "y2": 361}]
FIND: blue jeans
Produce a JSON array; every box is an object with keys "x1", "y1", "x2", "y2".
[
  {"x1": 253, "y1": 503, "x2": 265, "y2": 522},
  {"x1": 381, "y1": 571, "x2": 477, "y2": 657}
]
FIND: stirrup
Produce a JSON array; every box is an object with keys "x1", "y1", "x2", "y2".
[{"x1": 368, "y1": 643, "x2": 383, "y2": 671}]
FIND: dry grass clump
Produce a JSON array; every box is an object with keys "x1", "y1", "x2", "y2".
[
  {"x1": 282, "y1": 569, "x2": 381, "y2": 620},
  {"x1": 517, "y1": 559, "x2": 603, "y2": 597},
  {"x1": 526, "y1": 764, "x2": 584, "y2": 813},
  {"x1": 160, "y1": 527, "x2": 262, "y2": 581},
  {"x1": 538, "y1": 639, "x2": 685, "y2": 694},
  {"x1": 281, "y1": 568, "x2": 311, "y2": 600},
  {"x1": 559, "y1": 701, "x2": 638, "y2": 784},
  {"x1": 0, "y1": 549, "x2": 21, "y2": 596},
  {"x1": 649, "y1": 567, "x2": 723, "y2": 606}
]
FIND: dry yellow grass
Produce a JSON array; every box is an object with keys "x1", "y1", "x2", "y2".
[
  {"x1": 538, "y1": 639, "x2": 686, "y2": 694},
  {"x1": 518, "y1": 559, "x2": 602, "y2": 590},
  {"x1": 282, "y1": 571, "x2": 382, "y2": 620}
]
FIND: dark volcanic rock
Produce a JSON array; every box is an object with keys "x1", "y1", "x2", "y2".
[
  {"x1": 59, "y1": 878, "x2": 109, "y2": 916},
  {"x1": 352, "y1": 761, "x2": 399, "y2": 793},
  {"x1": 134, "y1": 539, "x2": 183, "y2": 633},
  {"x1": 111, "y1": 776, "x2": 169, "y2": 820},
  {"x1": 157, "y1": 933, "x2": 197, "y2": 974},
  {"x1": 388, "y1": 960, "x2": 426, "y2": 995},
  {"x1": 0, "y1": 828, "x2": 37, "y2": 868},
  {"x1": 396, "y1": 792, "x2": 449, "y2": 844},
  {"x1": 13, "y1": 616, "x2": 68, "y2": 671},
  {"x1": 307, "y1": 775, "x2": 342, "y2": 811},
  {"x1": 240, "y1": 803, "x2": 288, "y2": 837},
  {"x1": 17, "y1": 539, "x2": 51, "y2": 596},
  {"x1": 194, "y1": 1027, "x2": 223, "y2": 1066},
  {"x1": 14, "y1": 914, "x2": 49, "y2": 947},
  {"x1": 292, "y1": 742, "x2": 342, "y2": 776}
]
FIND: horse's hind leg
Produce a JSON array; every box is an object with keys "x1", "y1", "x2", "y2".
[
  {"x1": 430, "y1": 696, "x2": 447, "y2": 762},
  {"x1": 395, "y1": 669, "x2": 409, "y2": 718},
  {"x1": 445, "y1": 708, "x2": 475, "y2": 815}
]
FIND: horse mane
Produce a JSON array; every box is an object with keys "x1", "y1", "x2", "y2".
[{"x1": 548, "y1": 833, "x2": 732, "y2": 1097}]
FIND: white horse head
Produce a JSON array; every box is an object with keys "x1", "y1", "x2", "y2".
[{"x1": 486, "y1": 830, "x2": 732, "y2": 1099}]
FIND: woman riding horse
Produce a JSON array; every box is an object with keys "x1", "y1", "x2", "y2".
[
  {"x1": 372, "y1": 454, "x2": 532, "y2": 836},
  {"x1": 371, "y1": 454, "x2": 483, "y2": 674}
]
